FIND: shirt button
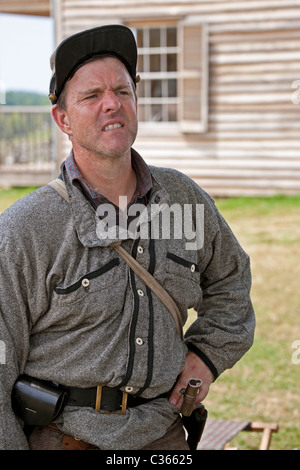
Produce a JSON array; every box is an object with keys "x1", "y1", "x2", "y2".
[
  {"x1": 136, "y1": 337, "x2": 143, "y2": 345},
  {"x1": 191, "y1": 264, "x2": 196, "y2": 273},
  {"x1": 137, "y1": 289, "x2": 144, "y2": 297},
  {"x1": 154, "y1": 195, "x2": 160, "y2": 203},
  {"x1": 81, "y1": 278, "x2": 90, "y2": 287},
  {"x1": 125, "y1": 386, "x2": 134, "y2": 393},
  {"x1": 137, "y1": 246, "x2": 144, "y2": 254}
]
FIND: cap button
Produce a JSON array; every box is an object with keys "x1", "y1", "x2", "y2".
[{"x1": 48, "y1": 93, "x2": 57, "y2": 102}]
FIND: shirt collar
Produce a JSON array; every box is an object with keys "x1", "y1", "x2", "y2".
[{"x1": 64, "y1": 148, "x2": 153, "y2": 208}]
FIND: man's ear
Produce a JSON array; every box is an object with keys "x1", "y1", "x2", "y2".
[{"x1": 51, "y1": 105, "x2": 72, "y2": 137}]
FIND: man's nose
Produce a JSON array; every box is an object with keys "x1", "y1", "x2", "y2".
[{"x1": 101, "y1": 91, "x2": 121, "y2": 113}]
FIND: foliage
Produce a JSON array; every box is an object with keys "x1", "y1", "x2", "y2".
[{"x1": 4, "y1": 90, "x2": 49, "y2": 106}]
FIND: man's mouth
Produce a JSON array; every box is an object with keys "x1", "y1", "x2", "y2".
[{"x1": 103, "y1": 123, "x2": 123, "y2": 132}]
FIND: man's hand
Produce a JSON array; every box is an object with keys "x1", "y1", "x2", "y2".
[{"x1": 169, "y1": 351, "x2": 214, "y2": 411}]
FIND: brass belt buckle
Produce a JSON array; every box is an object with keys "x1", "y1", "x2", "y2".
[{"x1": 95, "y1": 385, "x2": 128, "y2": 414}]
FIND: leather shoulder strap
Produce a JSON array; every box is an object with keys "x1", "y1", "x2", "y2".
[
  {"x1": 49, "y1": 178, "x2": 70, "y2": 202},
  {"x1": 48, "y1": 178, "x2": 183, "y2": 339},
  {"x1": 111, "y1": 242, "x2": 183, "y2": 339}
]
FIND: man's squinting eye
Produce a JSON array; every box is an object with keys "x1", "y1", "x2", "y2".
[{"x1": 84, "y1": 94, "x2": 98, "y2": 101}]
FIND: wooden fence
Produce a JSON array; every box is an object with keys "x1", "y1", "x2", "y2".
[{"x1": 0, "y1": 106, "x2": 55, "y2": 187}]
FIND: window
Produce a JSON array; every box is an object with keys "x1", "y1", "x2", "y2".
[
  {"x1": 135, "y1": 26, "x2": 179, "y2": 123},
  {"x1": 131, "y1": 21, "x2": 208, "y2": 134}
]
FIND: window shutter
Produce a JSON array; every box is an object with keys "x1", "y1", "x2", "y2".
[{"x1": 178, "y1": 21, "x2": 208, "y2": 133}]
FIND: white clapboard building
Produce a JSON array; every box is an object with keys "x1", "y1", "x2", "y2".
[{"x1": 1, "y1": 0, "x2": 300, "y2": 196}]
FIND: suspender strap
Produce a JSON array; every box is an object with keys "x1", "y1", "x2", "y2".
[
  {"x1": 48, "y1": 179, "x2": 183, "y2": 339},
  {"x1": 49, "y1": 178, "x2": 69, "y2": 201}
]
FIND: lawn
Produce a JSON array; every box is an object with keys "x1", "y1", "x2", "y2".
[
  {"x1": 1, "y1": 188, "x2": 300, "y2": 450},
  {"x1": 0, "y1": 187, "x2": 39, "y2": 213}
]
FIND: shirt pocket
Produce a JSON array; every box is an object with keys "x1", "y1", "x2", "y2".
[
  {"x1": 166, "y1": 252, "x2": 200, "y2": 279},
  {"x1": 53, "y1": 258, "x2": 120, "y2": 306},
  {"x1": 165, "y1": 252, "x2": 202, "y2": 311}
]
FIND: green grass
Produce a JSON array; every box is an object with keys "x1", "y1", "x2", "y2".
[
  {"x1": 1, "y1": 189, "x2": 300, "y2": 449},
  {"x1": 0, "y1": 187, "x2": 38, "y2": 213},
  {"x1": 216, "y1": 194, "x2": 300, "y2": 214}
]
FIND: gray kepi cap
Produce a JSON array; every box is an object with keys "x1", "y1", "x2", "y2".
[{"x1": 49, "y1": 24, "x2": 139, "y2": 104}]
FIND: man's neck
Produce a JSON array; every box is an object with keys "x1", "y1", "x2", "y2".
[{"x1": 72, "y1": 148, "x2": 137, "y2": 209}]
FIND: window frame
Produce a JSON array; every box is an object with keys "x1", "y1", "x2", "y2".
[
  {"x1": 128, "y1": 19, "x2": 209, "y2": 136},
  {"x1": 134, "y1": 24, "x2": 180, "y2": 125}
]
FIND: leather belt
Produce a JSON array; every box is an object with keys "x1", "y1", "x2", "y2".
[{"x1": 63, "y1": 384, "x2": 169, "y2": 415}]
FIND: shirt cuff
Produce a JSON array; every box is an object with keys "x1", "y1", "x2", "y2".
[{"x1": 187, "y1": 343, "x2": 219, "y2": 381}]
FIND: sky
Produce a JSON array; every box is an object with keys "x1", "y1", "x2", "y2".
[{"x1": 0, "y1": 13, "x2": 54, "y2": 95}]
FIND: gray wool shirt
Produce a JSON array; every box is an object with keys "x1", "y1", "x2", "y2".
[{"x1": 0, "y1": 153, "x2": 255, "y2": 449}]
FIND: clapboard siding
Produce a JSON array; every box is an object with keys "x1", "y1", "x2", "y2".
[
  {"x1": 0, "y1": 0, "x2": 50, "y2": 16},
  {"x1": 54, "y1": 0, "x2": 300, "y2": 196}
]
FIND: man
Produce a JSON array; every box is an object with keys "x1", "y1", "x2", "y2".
[{"x1": 0, "y1": 25, "x2": 255, "y2": 450}]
